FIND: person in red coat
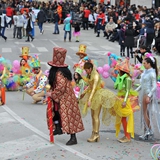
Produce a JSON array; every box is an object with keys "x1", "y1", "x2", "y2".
[
  {"x1": 6, "y1": 6, "x2": 13, "y2": 28},
  {"x1": 47, "y1": 47, "x2": 84, "y2": 145},
  {"x1": 95, "y1": 10, "x2": 105, "y2": 37},
  {"x1": 82, "y1": 7, "x2": 90, "y2": 30}
]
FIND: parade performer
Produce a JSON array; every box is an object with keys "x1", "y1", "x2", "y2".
[
  {"x1": 136, "y1": 56, "x2": 160, "y2": 140},
  {"x1": 74, "y1": 44, "x2": 89, "y2": 70},
  {"x1": 46, "y1": 47, "x2": 84, "y2": 145},
  {"x1": 95, "y1": 10, "x2": 105, "y2": 37},
  {"x1": 0, "y1": 64, "x2": 6, "y2": 105},
  {"x1": 23, "y1": 55, "x2": 47, "y2": 104},
  {"x1": 107, "y1": 52, "x2": 122, "y2": 82},
  {"x1": 73, "y1": 67, "x2": 86, "y2": 98},
  {"x1": 79, "y1": 62, "x2": 119, "y2": 142},
  {"x1": 0, "y1": 56, "x2": 18, "y2": 91},
  {"x1": 114, "y1": 59, "x2": 139, "y2": 143},
  {"x1": 19, "y1": 47, "x2": 32, "y2": 86},
  {"x1": 157, "y1": 67, "x2": 160, "y2": 101}
]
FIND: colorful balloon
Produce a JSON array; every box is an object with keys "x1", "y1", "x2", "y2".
[
  {"x1": 97, "y1": 67, "x2": 103, "y2": 74},
  {"x1": 102, "y1": 71, "x2": 109, "y2": 79},
  {"x1": 103, "y1": 64, "x2": 110, "y2": 72}
]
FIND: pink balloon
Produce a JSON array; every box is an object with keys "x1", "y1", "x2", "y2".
[
  {"x1": 103, "y1": 64, "x2": 110, "y2": 72},
  {"x1": 13, "y1": 60, "x2": 20, "y2": 69},
  {"x1": 102, "y1": 72, "x2": 109, "y2": 79},
  {"x1": 75, "y1": 86, "x2": 80, "y2": 92},
  {"x1": 97, "y1": 67, "x2": 103, "y2": 74}
]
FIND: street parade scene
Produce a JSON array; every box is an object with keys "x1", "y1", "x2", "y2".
[{"x1": 0, "y1": 0, "x2": 160, "y2": 159}]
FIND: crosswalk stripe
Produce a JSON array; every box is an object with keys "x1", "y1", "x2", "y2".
[
  {"x1": 0, "y1": 135, "x2": 52, "y2": 159},
  {"x1": 36, "y1": 47, "x2": 48, "y2": 52},
  {"x1": 70, "y1": 47, "x2": 78, "y2": 51},
  {"x1": 0, "y1": 112, "x2": 16, "y2": 124},
  {"x1": 87, "y1": 46, "x2": 99, "y2": 50},
  {"x1": 100, "y1": 45, "x2": 115, "y2": 50},
  {"x1": 2, "y1": 48, "x2": 12, "y2": 53}
]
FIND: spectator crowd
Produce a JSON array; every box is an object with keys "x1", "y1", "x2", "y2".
[{"x1": 0, "y1": 0, "x2": 160, "y2": 56}]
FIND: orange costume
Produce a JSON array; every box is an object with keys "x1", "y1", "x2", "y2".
[{"x1": 57, "y1": 5, "x2": 62, "y2": 24}]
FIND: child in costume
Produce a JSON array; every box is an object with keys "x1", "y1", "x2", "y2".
[
  {"x1": 79, "y1": 62, "x2": 119, "y2": 142},
  {"x1": 73, "y1": 67, "x2": 86, "y2": 98},
  {"x1": 74, "y1": 44, "x2": 89, "y2": 70},
  {"x1": 19, "y1": 47, "x2": 32, "y2": 87},
  {"x1": 114, "y1": 59, "x2": 139, "y2": 143},
  {"x1": 73, "y1": 22, "x2": 80, "y2": 42}
]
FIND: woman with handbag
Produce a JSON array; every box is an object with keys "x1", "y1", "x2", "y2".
[
  {"x1": 24, "y1": 13, "x2": 34, "y2": 42},
  {"x1": 114, "y1": 58, "x2": 139, "y2": 143}
]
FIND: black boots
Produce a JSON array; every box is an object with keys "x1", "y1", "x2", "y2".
[
  {"x1": 53, "y1": 123, "x2": 63, "y2": 136},
  {"x1": 66, "y1": 134, "x2": 77, "y2": 145},
  {"x1": 96, "y1": 32, "x2": 100, "y2": 37}
]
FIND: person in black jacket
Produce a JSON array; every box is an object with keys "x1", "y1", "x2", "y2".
[
  {"x1": 118, "y1": 24, "x2": 126, "y2": 56},
  {"x1": 124, "y1": 23, "x2": 135, "y2": 58},
  {"x1": 53, "y1": 10, "x2": 60, "y2": 34},
  {"x1": 134, "y1": 45, "x2": 150, "y2": 63}
]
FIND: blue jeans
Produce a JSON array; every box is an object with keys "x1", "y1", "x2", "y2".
[
  {"x1": 38, "y1": 23, "x2": 43, "y2": 32},
  {"x1": 64, "y1": 31, "x2": 71, "y2": 40},
  {"x1": 1, "y1": 27, "x2": 6, "y2": 36},
  {"x1": 54, "y1": 22, "x2": 59, "y2": 33}
]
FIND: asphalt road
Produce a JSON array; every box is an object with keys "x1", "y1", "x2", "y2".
[{"x1": 0, "y1": 23, "x2": 159, "y2": 160}]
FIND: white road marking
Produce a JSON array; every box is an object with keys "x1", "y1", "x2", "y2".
[
  {"x1": 2, "y1": 48, "x2": 12, "y2": 52},
  {"x1": 92, "y1": 50, "x2": 108, "y2": 55},
  {"x1": 70, "y1": 47, "x2": 78, "y2": 51},
  {"x1": 2, "y1": 105, "x2": 95, "y2": 160},
  {"x1": 15, "y1": 42, "x2": 35, "y2": 48},
  {"x1": 100, "y1": 45, "x2": 117, "y2": 51},
  {"x1": 49, "y1": 40, "x2": 59, "y2": 47},
  {"x1": 87, "y1": 46, "x2": 99, "y2": 50},
  {"x1": 0, "y1": 135, "x2": 53, "y2": 160},
  {"x1": 81, "y1": 41, "x2": 92, "y2": 45},
  {"x1": 0, "y1": 112, "x2": 16, "y2": 124},
  {"x1": 36, "y1": 47, "x2": 48, "y2": 52}
]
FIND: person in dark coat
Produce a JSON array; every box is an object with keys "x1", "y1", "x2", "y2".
[
  {"x1": 118, "y1": 24, "x2": 126, "y2": 57},
  {"x1": 124, "y1": 23, "x2": 135, "y2": 58},
  {"x1": 53, "y1": 10, "x2": 60, "y2": 34},
  {"x1": 37, "y1": 8, "x2": 46, "y2": 34},
  {"x1": 145, "y1": 19, "x2": 155, "y2": 49},
  {"x1": 154, "y1": 22, "x2": 160, "y2": 54}
]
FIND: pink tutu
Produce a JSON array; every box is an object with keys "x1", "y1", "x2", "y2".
[
  {"x1": 73, "y1": 31, "x2": 80, "y2": 37},
  {"x1": 156, "y1": 82, "x2": 160, "y2": 99}
]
